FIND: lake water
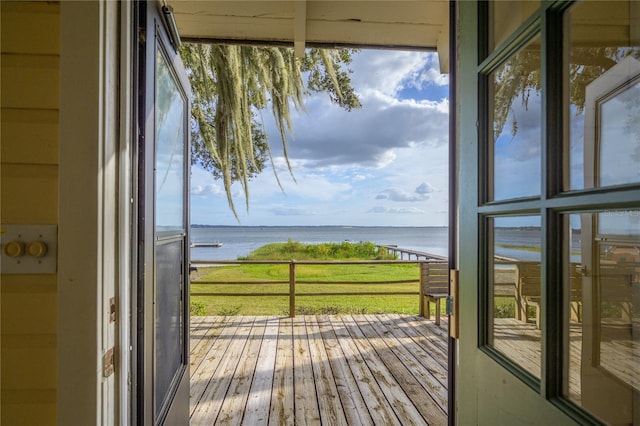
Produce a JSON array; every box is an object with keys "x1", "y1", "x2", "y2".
[
  {"x1": 190, "y1": 226, "x2": 556, "y2": 261},
  {"x1": 190, "y1": 226, "x2": 449, "y2": 261}
]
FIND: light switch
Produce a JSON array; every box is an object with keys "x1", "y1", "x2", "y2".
[
  {"x1": 27, "y1": 241, "x2": 48, "y2": 258},
  {"x1": 1, "y1": 225, "x2": 57, "y2": 274},
  {"x1": 4, "y1": 241, "x2": 25, "y2": 258}
]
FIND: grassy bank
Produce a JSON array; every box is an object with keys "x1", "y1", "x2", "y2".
[
  {"x1": 190, "y1": 240, "x2": 421, "y2": 316},
  {"x1": 239, "y1": 239, "x2": 398, "y2": 261},
  {"x1": 495, "y1": 243, "x2": 541, "y2": 252},
  {"x1": 190, "y1": 240, "x2": 523, "y2": 318}
]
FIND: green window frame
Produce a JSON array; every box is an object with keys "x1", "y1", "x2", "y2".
[{"x1": 477, "y1": 0, "x2": 640, "y2": 423}]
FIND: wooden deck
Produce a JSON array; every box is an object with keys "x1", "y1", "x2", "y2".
[
  {"x1": 494, "y1": 318, "x2": 640, "y2": 402},
  {"x1": 189, "y1": 314, "x2": 449, "y2": 425}
]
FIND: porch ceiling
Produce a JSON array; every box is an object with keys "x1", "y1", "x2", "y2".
[{"x1": 168, "y1": 0, "x2": 450, "y2": 71}]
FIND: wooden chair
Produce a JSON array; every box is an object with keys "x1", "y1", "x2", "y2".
[
  {"x1": 516, "y1": 262, "x2": 541, "y2": 328},
  {"x1": 598, "y1": 262, "x2": 636, "y2": 322},
  {"x1": 420, "y1": 262, "x2": 449, "y2": 325},
  {"x1": 516, "y1": 262, "x2": 583, "y2": 329}
]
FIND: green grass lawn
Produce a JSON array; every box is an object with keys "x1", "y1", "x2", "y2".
[
  {"x1": 190, "y1": 262, "x2": 423, "y2": 316},
  {"x1": 189, "y1": 240, "x2": 520, "y2": 317}
]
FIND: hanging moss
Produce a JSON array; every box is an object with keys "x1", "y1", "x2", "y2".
[{"x1": 180, "y1": 43, "x2": 361, "y2": 220}]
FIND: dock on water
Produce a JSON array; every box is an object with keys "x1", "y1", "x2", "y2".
[
  {"x1": 378, "y1": 245, "x2": 448, "y2": 261},
  {"x1": 190, "y1": 241, "x2": 223, "y2": 248}
]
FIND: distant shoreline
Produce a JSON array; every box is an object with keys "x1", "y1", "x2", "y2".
[{"x1": 191, "y1": 224, "x2": 449, "y2": 229}]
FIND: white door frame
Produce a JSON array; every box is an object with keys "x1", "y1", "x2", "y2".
[{"x1": 59, "y1": 1, "x2": 133, "y2": 424}]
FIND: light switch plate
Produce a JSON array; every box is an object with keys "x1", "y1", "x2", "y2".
[{"x1": 1, "y1": 224, "x2": 57, "y2": 274}]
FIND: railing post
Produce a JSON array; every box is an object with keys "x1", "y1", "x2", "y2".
[
  {"x1": 419, "y1": 262, "x2": 425, "y2": 317},
  {"x1": 289, "y1": 261, "x2": 296, "y2": 318},
  {"x1": 514, "y1": 262, "x2": 524, "y2": 321}
]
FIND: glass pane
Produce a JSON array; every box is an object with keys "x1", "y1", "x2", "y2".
[
  {"x1": 564, "y1": 211, "x2": 639, "y2": 424},
  {"x1": 156, "y1": 49, "x2": 186, "y2": 231},
  {"x1": 489, "y1": 1, "x2": 539, "y2": 52},
  {"x1": 489, "y1": 35, "x2": 542, "y2": 201},
  {"x1": 597, "y1": 80, "x2": 640, "y2": 186},
  {"x1": 566, "y1": 0, "x2": 640, "y2": 190},
  {"x1": 490, "y1": 216, "x2": 542, "y2": 379}
]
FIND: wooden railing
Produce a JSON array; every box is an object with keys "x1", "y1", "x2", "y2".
[
  {"x1": 377, "y1": 245, "x2": 448, "y2": 261},
  {"x1": 190, "y1": 259, "x2": 449, "y2": 318}
]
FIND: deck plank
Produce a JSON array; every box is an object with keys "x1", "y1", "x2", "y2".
[
  {"x1": 493, "y1": 320, "x2": 542, "y2": 378},
  {"x1": 292, "y1": 316, "x2": 321, "y2": 424},
  {"x1": 378, "y1": 315, "x2": 448, "y2": 381},
  {"x1": 317, "y1": 315, "x2": 373, "y2": 426},
  {"x1": 190, "y1": 315, "x2": 448, "y2": 426},
  {"x1": 342, "y1": 315, "x2": 427, "y2": 426},
  {"x1": 188, "y1": 316, "x2": 207, "y2": 357},
  {"x1": 387, "y1": 314, "x2": 448, "y2": 369},
  {"x1": 329, "y1": 316, "x2": 402, "y2": 426},
  {"x1": 269, "y1": 318, "x2": 295, "y2": 426},
  {"x1": 190, "y1": 316, "x2": 245, "y2": 415},
  {"x1": 190, "y1": 316, "x2": 254, "y2": 425},
  {"x1": 190, "y1": 316, "x2": 225, "y2": 372},
  {"x1": 216, "y1": 317, "x2": 267, "y2": 425},
  {"x1": 367, "y1": 314, "x2": 448, "y2": 414},
  {"x1": 356, "y1": 315, "x2": 446, "y2": 424},
  {"x1": 305, "y1": 316, "x2": 349, "y2": 426},
  {"x1": 243, "y1": 316, "x2": 279, "y2": 426}
]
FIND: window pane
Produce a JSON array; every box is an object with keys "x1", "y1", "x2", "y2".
[
  {"x1": 564, "y1": 211, "x2": 639, "y2": 424},
  {"x1": 566, "y1": 0, "x2": 640, "y2": 190},
  {"x1": 155, "y1": 49, "x2": 186, "y2": 232},
  {"x1": 597, "y1": 80, "x2": 640, "y2": 187},
  {"x1": 489, "y1": 1, "x2": 539, "y2": 52},
  {"x1": 489, "y1": 36, "x2": 542, "y2": 201},
  {"x1": 490, "y1": 216, "x2": 542, "y2": 379}
]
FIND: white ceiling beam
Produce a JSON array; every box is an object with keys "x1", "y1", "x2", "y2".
[
  {"x1": 294, "y1": 0, "x2": 306, "y2": 58},
  {"x1": 437, "y1": 16, "x2": 449, "y2": 74},
  {"x1": 171, "y1": 1, "x2": 447, "y2": 50}
]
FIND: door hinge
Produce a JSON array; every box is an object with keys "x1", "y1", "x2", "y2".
[
  {"x1": 579, "y1": 264, "x2": 588, "y2": 277},
  {"x1": 449, "y1": 269, "x2": 459, "y2": 339},
  {"x1": 103, "y1": 347, "x2": 116, "y2": 378},
  {"x1": 445, "y1": 295, "x2": 455, "y2": 316},
  {"x1": 109, "y1": 297, "x2": 117, "y2": 323}
]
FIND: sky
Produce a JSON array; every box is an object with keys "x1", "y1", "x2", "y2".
[{"x1": 189, "y1": 49, "x2": 450, "y2": 227}]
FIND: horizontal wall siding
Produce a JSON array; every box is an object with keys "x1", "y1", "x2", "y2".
[
  {"x1": 1, "y1": 109, "x2": 58, "y2": 164},
  {"x1": 1, "y1": 335, "x2": 57, "y2": 389},
  {"x1": 1, "y1": 1, "x2": 59, "y2": 424},
  {"x1": 1, "y1": 164, "x2": 58, "y2": 223},
  {"x1": 0, "y1": 390, "x2": 57, "y2": 426},
  {"x1": 1, "y1": 276, "x2": 57, "y2": 335},
  {"x1": 0, "y1": 1, "x2": 60, "y2": 55},
  {"x1": 1, "y1": 54, "x2": 59, "y2": 110}
]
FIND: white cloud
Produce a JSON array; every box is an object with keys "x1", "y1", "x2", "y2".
[
  {"x1": 415, "y1": 182, "x2": 435, "y2": 195},
  {"x1": 240, "y1": 168, "x2": 353, "y2": 203},
  {"x1": 416, "y1": 54, "x2": 449, "y2": 87},
  {"x1": 271, "y1": 207, "x2": 315, "y2": 216},
  {"x1": 373, "y1": 150, "x2": 397, "y2": 169},
  {"x1": 350, "y1": 50, "x2": 447, "y2": 97},
  {"x1": 191, "y1": 183, "x2": 221, "y2": 196},
  {"x1": 375, "y1": 183, "x2": 434, "y2": 202},
  {"x1": 257, "y1": 50, "x2": 449, "y2": 170},
  {"x1": 493, "y1": 94, "x2": 542, "y2": 199},
  {"x1": 190, "y1": 166, "x2": 224, "y2": 197},
  {"x1": 368, "y1": 206, "x2": 426, "y2": 214},
  {"x1": 263, "y1": 94, "x2": 448, "y2": 169},
  {"x1": 190, "y1": 49, "x2": 451, "y2": 226}
]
